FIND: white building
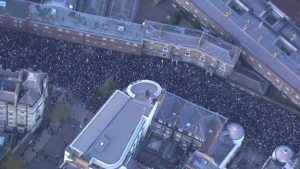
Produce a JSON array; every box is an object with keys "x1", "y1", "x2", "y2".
[
  {"x1": 62, "y1": 80, "x2": 164, "y2": 169},
  {"x1": 0, "y1": 69, "x2": 48, "y2": 133}
]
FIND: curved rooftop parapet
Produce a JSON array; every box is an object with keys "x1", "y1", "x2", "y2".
[
  {"x1": 272, "y1": 145, "x2": 294, "y2": 163},
  {"x1": 126, "y1": 80, "x2": 162, "y2": 101},
  {"x1": 227, "y1": 123, "x2": 245, "y2": 141}
]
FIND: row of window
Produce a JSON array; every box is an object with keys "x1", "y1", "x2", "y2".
[
  {"x1": 249, "y1": 56, "x2": 300, "y2": 101},
  {"x1": 33, "y1": 24, "x2": 140, "y2": 47}
]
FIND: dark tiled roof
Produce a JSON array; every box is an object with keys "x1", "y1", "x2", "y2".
[{"x1": 189, "y1": 0, "x2": 300, "y2": 93}]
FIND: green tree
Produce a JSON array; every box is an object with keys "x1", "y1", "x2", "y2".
[
  {"x1": 100, "y1": 77, "x2": 117, "y2": 100},
  {"x1": 3, "y1": 153, "x2": 24, "y2": 169},
  {"x1": 49, "y1": 102, "x2": 71, "y2": 123}
]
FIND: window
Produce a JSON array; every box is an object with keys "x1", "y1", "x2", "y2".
[
  {"x1": 258, "y1": 64, "x2": 263, "y2": 68},
  {"x1": 227, "y1": 0, "x2": 249, "y2": 15},
  {"x1": 219, "y1": 63, "x2": 226, "y2": 71},
  {"x1": 162, "y1": 53, "x2": 168, "y2": 58},
  {"x1": 110, "y1": 39, "x2": 115, "y2": 42},
  {"x1": 184, "y1": 56, "x2": 190, "y2": 62},
  {"x1": 58, "y1": 28, "x2": 62, "y2": 32},
  {"x1": 45, "y1": 26, "x2": 49, "y2": 29},
  {"x1": 185, "y1": 50, "x2": 192, "y2": 56},
  {"x1": 162, "y1": 47, "x2": 169, "y2": 52},
  {"x1": 218, "y1": 71, "x2": 225, "y2": 76},
  {"x1": 275, "y1": 37, "x2": 297, "y2": 56},
  {"x1": 184, "y1": 1, "x2": 189, "y2": 5},
  {"x1": 198, "y1": 61, "x2": 205, "y2": 67},
  {"x1": 262, "y1": 9, "x2": 282, "y2": 26},
  {"x1": 78, "y1": 33, "x2": 83, "y2": 36},
  {"x1": 65, "y1": 30, "x2": 69, "y2": 33},
  {"x1": 296, "y1": 95, "x2": 300, "y2": 99},
  {"x1": 133, "y1": 43, "x2": 138, "y2": 47},
  {"x1": 199, "y1": 55, "x2": 205, "y2": 61}
]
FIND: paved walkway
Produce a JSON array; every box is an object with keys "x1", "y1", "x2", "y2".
[{"x1": 23, "y1": 129, "x2": 52, "y2": 163}]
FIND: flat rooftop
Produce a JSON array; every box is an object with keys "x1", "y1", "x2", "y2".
[
  {"x1": 188, "y1": 0, "x2": 300, "y2": 93},
  {"x1": 70, "y1": 90, "x2": 153, "y2": 166},
  {"x1": 28, "y1": 2, "x2": 143, "y2": 43},
  {"x1": 143, "y1": 20, "x2": 240, "y2": 65}
]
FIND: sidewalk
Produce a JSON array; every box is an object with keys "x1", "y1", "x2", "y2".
[{"x1": 23, "y1": 129, "x2": 52, "y2": 163}]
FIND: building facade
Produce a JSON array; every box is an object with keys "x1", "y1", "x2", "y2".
[
  {"x1": 0, "y1": 69, "x2": 48, "y2": 133},
  {"x1": 174, "y1": 0, "x2": 300, "y2": 107},
  {"x1": 0, "y1": 0, "x2": 240, "y2": 77},
  {"x1": 142, "y1": 20, "x2": 241, "y2": 77}
]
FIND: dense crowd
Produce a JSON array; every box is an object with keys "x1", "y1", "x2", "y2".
[{"x1": 0, "y1": 29, "x2": 299, "y2": 154}]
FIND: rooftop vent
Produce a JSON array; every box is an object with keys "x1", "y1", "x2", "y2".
[
  {"x1": 290, "y1": 34, "x2": 297, "y2": 41},
  {"x1": 117, "y1": 25, "x2": 125, "y2": 32},
  {"x1": 50, "y1": 8, "x2": 56, "y2": 16},
  {"x1": 0, "y1": 1, "x2": 6, "y2": 8},
  {"x1": 225, "y1": 8, "x2": 232, "y2": 17},
  {"x1": 95, "y1": 136, "x2": 110, "y2": 153},
  {"x1": 243, "y1": 20, "x2": 250, "y2": 30},
  {"x1": 68, "y1": 4, "x2": 74, "y2": 10}
]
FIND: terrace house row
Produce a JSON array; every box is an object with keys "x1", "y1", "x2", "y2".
[{"x1": 0, "y1": 0, "x2": 240, "y2": 77}]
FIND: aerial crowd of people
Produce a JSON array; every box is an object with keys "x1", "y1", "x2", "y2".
[{"x1": 0, "y1": 28, "x2": 299, "y2": 155}]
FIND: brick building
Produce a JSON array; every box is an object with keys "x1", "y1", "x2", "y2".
[{"x1": 174, "y1": 0, "x2": 300, "y2": 107}]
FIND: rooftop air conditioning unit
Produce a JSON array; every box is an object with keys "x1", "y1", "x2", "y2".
[
  {"x1": 51, "y1": 8, "x2": 56, "y2": 16},
  {"x1": 117, "y1": 25, "x2": 125, "y2": 32},
  {"x1": 68, "y1": 4, "x2": 74, "y2": 10},
  {"x1": 0, "y1": 1, "x2": 6, "y2": 8}
]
